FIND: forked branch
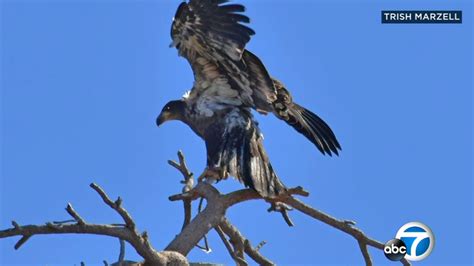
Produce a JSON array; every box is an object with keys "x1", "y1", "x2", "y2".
[
  {"x1": 1, "y1": 151, "x2": 411, "y2": 266},
  {"x1": 167, "y1": 152, "x2": 411, "y2": 266},
  {"x1": 218, "y1": 218, "x2": 274, "y2": 266},
  {"x1": 0, "y1": 183, "x2": 187, "y2": 266}
]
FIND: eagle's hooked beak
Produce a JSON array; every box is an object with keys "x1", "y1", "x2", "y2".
[
  {"x1": 157, "y1": 100, "x2": 185, "y2": 127},
  {"x1": 156, "y1": 112, "x2": 167, "y2": 127}
]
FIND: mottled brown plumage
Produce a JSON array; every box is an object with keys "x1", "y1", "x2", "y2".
[{"x1": 158, "y1": 0, "x2": 341, "y2": 197}]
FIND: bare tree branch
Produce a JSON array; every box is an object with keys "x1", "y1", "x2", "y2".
[
  {"x1": 168, "y1": 150, "x2": 194, "y2": 231},
  {"x1": 166, "y1": 181, "x2": 312, "y2": 256},
  {"x1": 167, "y1": 153, "x2": 411, "y2": 266},
  {"x1": 215, "y1": 225, "x2": 247, "y2": 266},
  {"x1": 267, "y1": 202, "x2": 294, "y2": 227},
  {"x1": 254, "y1": 240, "x2": 266, "y2": 251},
  {"x1": 277, "y1": 195, "x2": 411, "y2": 266},
  {"x1": 216, "y1": 224, "x2": 245, "y2": 265},
  {"x1": 0, "y1": 183, "x2": 188, "y2": 266},
  {"x1": 166, "y1": 182, "x2": 224, "y2": 255},
  {"x1": 118, "y1": 238, "x2": 126, "y2": 262},
  {"x1": 14, "y1": 235, "x2": 31, "y2": 250},
  {"x1": 218, "y1": 218, "x2": 274, "y2": 266},
  {"x1": 66, "y1": 203, "x2": 86, "y2": 225},
  {"x1": 89, "y1": 183, "x2": 136, "y2": 231},
  {"x1": 1, "y1": 151, "x2": 412, "y2": 266},
  {"x1": 358, "y1": 241, "x2": 373, "y2": 266},
  {"x1": 168, "y1": 151, "x2": 212, "y2": 253}
]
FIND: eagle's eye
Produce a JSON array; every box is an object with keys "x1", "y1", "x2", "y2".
[{"x1": 166, "y1": 106, "x2": 171, "y2": 110}]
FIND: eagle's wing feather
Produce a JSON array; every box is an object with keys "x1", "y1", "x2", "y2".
[
  {"x1": 171, "y1": 0, "x2": 253, "y2": 70},
  {"x1": 241, "y1": 50, "x2": 277, "y2": 113},
  {"x1": 272, "y1": 79, "x2": 341, "y2": 156},
  {"x1": 171, "y1": 0, "x2": 277, "y2": 112}
]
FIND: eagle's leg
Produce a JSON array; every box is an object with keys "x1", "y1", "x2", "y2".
[{"x1": 197, "y1": 167, "x2": 222, "y2": 183}]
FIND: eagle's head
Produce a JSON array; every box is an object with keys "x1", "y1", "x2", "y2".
[{"x1": 156, "y1": 100, "x2": 186, "y2": 127}]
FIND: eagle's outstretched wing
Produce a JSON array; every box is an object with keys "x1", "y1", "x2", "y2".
[
  {"x1": 171, "y1": 0, "x2": 254, "y2": 62},
  {"x1": 171, "y1": 0, "x2": 277, "y2": 113},
  {"x1": 271, "y1": 79, "x2": 341, "y2": 156},
  {"x1": 171, "y1": 0, "x2": 341, "y2": 156}
]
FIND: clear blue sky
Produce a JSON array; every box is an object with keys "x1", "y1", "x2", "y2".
[{"x1": 1, "y1": 0, "x2": 472, "y2": 265}]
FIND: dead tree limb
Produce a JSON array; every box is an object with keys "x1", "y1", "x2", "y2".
[
  {"x1": 166, "y1": 182, "x2": 310, "y2": 257},
  {"x1": 1, "y1": 151, "x2": 411, "y2": 266},
  {"x1": 218, "y1": 218, "x2": 274, "y2": 266},
  {"x1": 166, "y1": 182, "x2": 224, "y2": 255},
  {"x1": 168, "y1": 151, "x2": 211, "y2": 253},
  {"x1": 283, "y1": 196, "x2": 411, "y2": 266},
  {"x1": 166, "y1": 152, "x2": 411, "y2": 266},
  {"x1": 214, "y1": 225, "x2": 247, "y2": 266},
  {"x1": 0, "y1": 183, "x2": 188, "y2": 266},
  {"x1": 168, "y1": 150, "x2": 194, "y2": 231}
]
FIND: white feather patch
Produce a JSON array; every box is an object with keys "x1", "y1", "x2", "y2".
[{"x1": 182, "y1": 90, "x2": 191, "y2": 99}]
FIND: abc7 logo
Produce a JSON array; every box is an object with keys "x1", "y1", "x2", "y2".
[
  {"x1": 384, "y1": 239, "x2": 407, "y2": 261},
  {"x1": 384, "y1": 222, "x2": 435, "y2": 262}
]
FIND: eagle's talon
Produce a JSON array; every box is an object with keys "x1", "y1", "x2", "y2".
[
  {"x1": 198, "y1": 168, "x2": 221, "y2": 183},
  {"x1": 197, "y1": 172, "x2": 206, "y2": 183}
]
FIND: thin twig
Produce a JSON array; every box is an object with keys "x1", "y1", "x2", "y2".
[
  {"x1": 254, "y1": 240, "x2": 266, "y2": 251},
  {"x1": 118, "y1": 238, "x2": 126, "y2": 262},
  {"x1": 358, "y1": 241, "x2": 372, "y2": 266},
  {"x1": 219, "y1": 218, "x2": 274, "y2": 266},
  {"x1": 267, "y1": 202, "x2": 294, "y2": 226},
  {"x1": 89, "y1": 183, "x2": 136, "y2": 230},
  {"x1": 196, "y1": 197, "x2": 211, "y2": 253},
  {"x1": 14, "y1": 235, "x2": 31, "y2": 250},
  {"x1": 52, "y1": 219, "x2": 76, "y2": 225},
  {"x1": 168, "y1": 151, "x2": 194, "y2": 231},
  {"x1": 66, "y1": 203, "x2": 86, "y2": 225},
  {"x1": 215, "y1": 225, "x2": 247, "y2": 266}
]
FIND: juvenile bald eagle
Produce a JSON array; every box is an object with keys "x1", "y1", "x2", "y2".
[{"x1": 157, "y1": 0, "x2": 341, "y2": 197}]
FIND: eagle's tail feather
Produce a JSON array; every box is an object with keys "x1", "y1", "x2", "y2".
[
  {"x1": 208, "y1": 111, "x2": 286, "y2": 198},
  {"x1": 284, "y1": 104, "x2": 341, "y2": 156},
  {"x1": 241, "y1": 125, "x2": 286, "y2": 198}
]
